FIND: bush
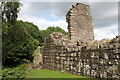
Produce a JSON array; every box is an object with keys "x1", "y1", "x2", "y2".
[{"x1": 2, "y1": 64, "x2": 26, "y2": 79}]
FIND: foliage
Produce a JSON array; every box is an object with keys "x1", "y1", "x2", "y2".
[
  {"x1": 1, "y1": 1, "x2": 21, "y2": 25},
  {"x1": 2, "y1": 64, "x2": 26, "y2": 79},
  {"x1": 39, "y1": 26, "x2": 68, "y2": 46},
  {"x1": 2, "y1": 19, "x2": 68, "y2": 66},
  {"x1": 1, "y1": 1, "x2": 29, "y2": 67},
  {"x1": 2, "y1": 21, "x2": 39, "y2": 66}
]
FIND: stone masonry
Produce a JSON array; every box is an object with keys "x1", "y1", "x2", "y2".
[
  {"x1": 66, "y1": 3, "x2": 94, "y2": 45},
  {"x1": 40, "y1": 3, "x2": 120, "y2": 79}
]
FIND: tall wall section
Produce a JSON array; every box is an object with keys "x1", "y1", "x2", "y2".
[{"x1": 66, "y1": 3, "x2": 94, "y2": 44}]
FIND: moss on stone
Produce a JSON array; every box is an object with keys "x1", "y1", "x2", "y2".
[{"x1": 117, "y1": 64, "x2": 120, "y2": 73}]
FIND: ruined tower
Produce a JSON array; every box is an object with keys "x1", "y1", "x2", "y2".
[{"x1": 66, "y1": 3, "x2": 94, "y2": 44}]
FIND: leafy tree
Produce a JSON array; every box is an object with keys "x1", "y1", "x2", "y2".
[
  {"x1": 1, "y1": 1, "x2": 40, "y2": 66},
  {"x1": 1, "y1": 1, "x2": 21, "y2": 25},
  {"x1": 2, "y1": 20, "x2": 39, "y2": 66},
  {"x1": 1, "y1": 1, "x2": 21, "y2": 66}
]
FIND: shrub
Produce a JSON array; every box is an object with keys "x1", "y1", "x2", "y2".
[{"x1": 2, "y1": 64, "x2": 26, "y2": 79}]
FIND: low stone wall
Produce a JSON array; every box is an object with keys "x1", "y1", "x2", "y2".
[{"x1": 41, "y1": 33, "x2": 120, "y2": 79}]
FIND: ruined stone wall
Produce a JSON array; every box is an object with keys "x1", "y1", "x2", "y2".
[
  {"x1": 41, "y1": 33, "x2": 120, "y2": 79},
  {"x1": 41, "y1": 3, "x2": 120, "y2": 79},
  {"x1": 66, "y1": 3, "x2": 94, "y2": 44}
]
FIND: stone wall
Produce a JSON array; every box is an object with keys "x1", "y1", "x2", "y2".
[
  {"x1": 66, "y1": 3, "x2": 94, "y2": 44},
  {"x1": 41, "y1": 33, "x2": 120, "y2": 79},
  {"x1": 40, "y1": 3, "x2": 120, "y2": 79}
]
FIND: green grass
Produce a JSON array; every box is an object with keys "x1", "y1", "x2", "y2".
[{"x1": 26, "y1": 69, "x2": 95, "y2": 80}]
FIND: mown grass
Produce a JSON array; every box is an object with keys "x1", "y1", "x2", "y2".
[{"x1": 26, "y1": 69, "x2": 96, "y2": 80}]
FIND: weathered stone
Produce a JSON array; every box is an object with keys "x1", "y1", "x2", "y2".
[
  {"x1": 66, "y1": 3, "x2": 94, "y2": 45},
  {"x1": 104, "y1": 54, "x2": 109, "y2": 60},
  {"x1": 40, "y1": 3, "x2": 120, "y2": 79},
  {"x1": 33, "y1": 46, "x2": 42, "y2": 70}
]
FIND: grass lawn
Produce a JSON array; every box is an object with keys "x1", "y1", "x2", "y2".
[{"x1": 26, "y1": 69, "x2": 95, "y2": 80}]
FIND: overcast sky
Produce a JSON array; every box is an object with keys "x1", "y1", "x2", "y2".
[{"x1": 18, "y1": 0, "x2": 119, "y2": 40}]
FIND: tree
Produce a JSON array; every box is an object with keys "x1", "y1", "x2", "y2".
[
  {"x1": 1, "y1": 1, "x2": 21, "y2": 25},
  {"x1": 2, "y1": 21, "x2": 39, "y2": 66},
  {"x1": 1, "y1": 1, "x2": 21, "y2": 66},
  {"x1": 1, "y1": 1, "x2": 40, "y2": 66}
]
